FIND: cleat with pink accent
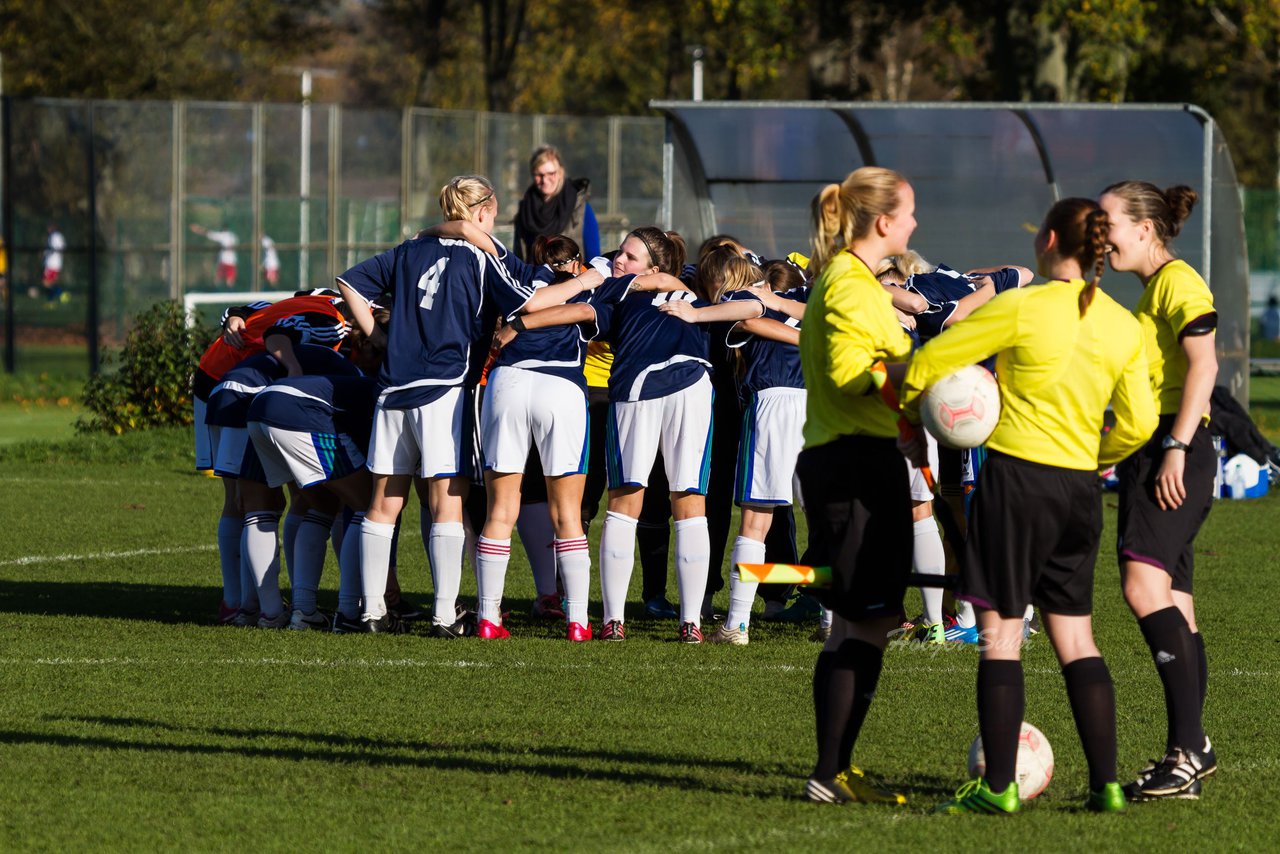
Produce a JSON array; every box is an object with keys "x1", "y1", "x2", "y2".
[
  {"x1": 217, "y1": 601, "x2": 239, "y2": 626},
  {"x1": 532, "y1": 594, "x2": 566, "y2": 620},
  {"x1": 567, "y1": 622, "x2": 593, "y2": 642},
  {"x1": 599, "y1": 619, "x2": 626, "y2": 641},
  {"x1": 477, "y1": 619, "x2": 511, "y2": 640}
]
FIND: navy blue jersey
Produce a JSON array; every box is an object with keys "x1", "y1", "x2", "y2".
[
  {"x1": 907, "y1": 265, "x2": 1021, "y2": 343},
  {"x1": 723, "y1": 287, "x2": 808, "y2": 394},
  {"x1": 488, "y1": 240, "x2": 593, "y2": 390},
  {"x1": 205, "y1": 345, "x2": 357, "y2": 428},
  {"x1": 248, "y1": 374, "x2": 380, "y2": 452},
  {"x1": 337, "y1": 236, "x2": 491, "y2": 410},
  {"x1": 588, "y1": 276, "x2": 711, "y2": 402}
]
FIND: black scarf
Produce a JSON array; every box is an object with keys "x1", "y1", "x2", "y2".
[{"x1": 515, "y1": 178, "x2": 582, "y2": 246}]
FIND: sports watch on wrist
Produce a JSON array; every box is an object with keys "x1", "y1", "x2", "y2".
[{"x1": 1161, "y1": 435, "x2": 1191, "y2": 453}]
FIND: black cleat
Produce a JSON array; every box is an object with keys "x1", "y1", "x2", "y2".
[
  {"x1": 362, "y1": 613, "x2": 408, "y2": 635},
  {"x1": 332, "y1": 612, "x2": 365, "y2": 634}
]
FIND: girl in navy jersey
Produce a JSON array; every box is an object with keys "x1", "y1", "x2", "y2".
[
  {"x1": 659, "y1": 253, "x2": 808, "y2": 644},
  {"x1": 496, "y1": 228, "x2": 717, "y2": 642}
]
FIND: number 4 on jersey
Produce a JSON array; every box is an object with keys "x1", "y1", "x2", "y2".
[
  {"x1": 651, "y1": 290, "x2": 697, "y2": 307},
  {"x1": 417, "y1": 258, "x2": 449, "y2": 310}
]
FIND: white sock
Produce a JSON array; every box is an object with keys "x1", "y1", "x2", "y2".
[
  {"x1": 1024, "y1": 603, "x2": 1035, "y2": 621},
  {"x1": 338, "y1": 513, "x2": 363, "y2": 619},
  {"x1": 429, "y1": 522, "x2": 466, "y2": 624},
  {"x1": 600, "y1": 511, "x2": 638, "y2": 623},
  {"x1": 820, "y1": 607, "x2": 834, "y2": 630},
  {"x1": 476, "y1": 536, "x2": 512, "y2": 624},
  {"x1": 727, "y1": 536, "x2": 765, "y2": 629},
  {"x1": 360, "y1": 519, "x2": 396, "y2": 620},
  {"x1": 517, "y1": 502, "x2": 558, "y2": 597},
  {"x1": 913, "y1": 516, "x2": 946, "y2": 625},
  {"x1": 281, "y1": 510, "x2": 304, "y2": 590},
  {"x1": 555, "y1": 536, "x2": 591, "y2": 625},
  {"x1": 956, "y1": 599, "x2": 976, "y2": 629},
  {"x1": 290, "y1": 510, "x2": 332, "y2": 615},
  {"x1": 243, "y1": 511, "x2": 283, "y2": 618},
  {"x1": 674, "y1": 516, "x2": 710, "y2": 626},
  {"x1": 217, "y1": 516, "x2": 243, "y2": 609}
]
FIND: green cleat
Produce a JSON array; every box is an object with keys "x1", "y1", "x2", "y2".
[
  {"x1": 913, "y1": 622, "x2": 945, "y2": 644},
  {"x1": 841, "y1": 766, "x2": 907, "y2": 805},
  {"x1": 936, "y1": 778, "x2": 1020, "y2": 815},
  {"x1": 1085, "y1": 782, "x2": 1127, "y2": 813}
]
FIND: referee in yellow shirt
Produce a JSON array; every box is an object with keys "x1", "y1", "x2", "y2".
[
  {"x1": 900, "y1": 198, "x2": 1157, "y2": 815},
  {"x1": 797, "y1": 167, "x2": 917, "y2": 806},
  {"x1": 1099, "y1": 181, "x2": 1219, "y2": 800}
]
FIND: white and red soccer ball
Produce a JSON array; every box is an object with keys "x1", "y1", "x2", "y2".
[
  {"x1": 967, "y1": 721, "x2": 1055, "y2": 800},
  {"x1": 920, "y1": 364, "x2": 1001, "y2": 449}
]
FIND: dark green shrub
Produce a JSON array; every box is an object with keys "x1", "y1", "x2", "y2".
[{"x1": 76, "y1": 300, "x2": 214, "y2": 434}]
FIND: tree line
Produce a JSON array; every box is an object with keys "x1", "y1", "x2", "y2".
[{"x1": 2, "y1": 0, "x2": 1278, "y2": 185}]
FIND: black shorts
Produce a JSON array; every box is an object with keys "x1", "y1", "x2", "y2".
[
  {"x1": 1116, "y1": 415, "x2": 1215, "y2": 593},
  {"x1": 962, "y1": 452, "x2": 1102, "y2": 619},
  {"x1": 796, "y1": 435, "x2": 912, "y2": 622}
]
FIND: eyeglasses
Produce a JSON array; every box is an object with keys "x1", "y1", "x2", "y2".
[{"x1": 551, "y1": 254, "x2": 580, "y2": 268}]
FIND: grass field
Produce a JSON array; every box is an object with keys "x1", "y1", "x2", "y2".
[{"x1": 1, "y1": 422, "x2": 1278, "y2": 851}]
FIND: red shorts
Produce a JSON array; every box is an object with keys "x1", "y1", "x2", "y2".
[
  {"x1": 265, "y1": 269, "x2": 279, "y2": 285},
  {"x1": 216, "y1": 262, "x2": 237, "y2": 286},
  {"x1": 43, "y1": 267, "x2": 60, "y2": 286}
]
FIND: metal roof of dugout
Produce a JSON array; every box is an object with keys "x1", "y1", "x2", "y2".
[{"x1": 650, "y1": 100, "x2": 1249, "y2": 398}]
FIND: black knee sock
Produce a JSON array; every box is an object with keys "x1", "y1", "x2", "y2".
[
  {"x1": 1193, "y1": 631, "x2": 1208, "y2": 724},
  {"x1": 1062, "y1": 656, "x2": 1118, "y2": 790},
  {"x1": 838, "y1": 640, "x2": 885, "y2": 770},
  {"x1": 1137, "y1": 607, "x2": 1204, "y2": 752},
  {"x1": 812, "y1": 639, "x2": 884, "y2": 779},
  {"x1": 977, "y1": 659, "x2": 1024, "y2": 793}
]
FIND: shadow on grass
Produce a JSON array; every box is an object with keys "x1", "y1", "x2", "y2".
[
  {"x1": 0, "y1": 579, "x2": 226, "y2": 625},
  {"x1": 9, "y1": 713, "x2": 957, "y2": 801}
]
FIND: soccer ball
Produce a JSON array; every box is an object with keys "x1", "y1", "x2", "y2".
[
  {"x1": 967, "y1": 721, "x2": 1055, "y2": 800},
  {"x1": 919, "y1": 364, "x2": 1000, "y2": 449}
]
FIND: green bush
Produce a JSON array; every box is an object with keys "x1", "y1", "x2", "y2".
[{"x1": 76, "y1": 300, "x2": 214, "y2": 434}]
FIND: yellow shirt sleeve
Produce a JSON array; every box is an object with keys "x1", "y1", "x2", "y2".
[
  {"x1": 1098, "y1": 335, "x2": 1158, "y2": 467},
  {"x1": 900, "y1": 291, "x2": 1022, "y2": 422}
]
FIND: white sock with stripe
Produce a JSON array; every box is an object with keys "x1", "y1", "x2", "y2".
[
  {"x1": 217, "y1": 515, "x2": 243, "y2": 609},
  {"x1": 337, "y1": 513, "x2": 363, "y2": 619},
  {"x1": 243, "y1": 511, "x2": 283, "y2": 618},
  {"x1": 674, "y1": 516, "x2": 710, "y2": 626},
  {"x1": 913, "y1": 516, "x2": 946, "y2": 625},
  {"x1": 428, "y1": 522, "x2": 466, "y2": 625},
  {"x1": 600, "y1": 511, "x2": 638, "y2": 623},
  {"x1": 555, "y1": 536, "x2": 591, "y2": 625},
  {"x1": 359, "y1": 519, "x2": 396, "y2": 620},
  {"x1": 476, "y1": 536, "x2": 512, "y2": 625},
  {"x1": 727, "y1": 536, "x2": 766, "y2": 629}
]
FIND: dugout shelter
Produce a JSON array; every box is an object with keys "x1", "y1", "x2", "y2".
[{"x1": 651, "y1": 101, "x2": 1251, "y2": 399}]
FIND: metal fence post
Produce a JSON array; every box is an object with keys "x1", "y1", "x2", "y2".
[
  {"x1": 328, "y1": 104, "x2": 340, "y2": 280},
  {"x1": 172, "y1": 101, "x2": 185, "y2": 301},
  {"x1": 2, "y1": 95, "x2": 13, "y2": 373},
  {"x1": 251, "y1": 102, "x2": 263, "y2": 293},
  {"x1": 86, "y1": 102, "x2": 100, "y2": 374}
]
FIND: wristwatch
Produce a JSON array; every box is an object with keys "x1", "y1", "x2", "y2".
[{"x1": 1161, "y1": 435, "x2": 1191, "y2": 453}]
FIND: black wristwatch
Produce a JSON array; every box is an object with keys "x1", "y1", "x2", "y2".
[{"x1": 1161, "y1": 435, "x2": 1191, "y2": 453}]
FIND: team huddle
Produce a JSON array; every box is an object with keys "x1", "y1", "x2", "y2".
[{"x1": 192, "y1": 164, "x2": 1219, "y2": 814}]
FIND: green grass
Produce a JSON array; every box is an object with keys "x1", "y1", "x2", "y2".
[{"x1": 1, "y1": 427, "x2": 1279, "y2": 850}]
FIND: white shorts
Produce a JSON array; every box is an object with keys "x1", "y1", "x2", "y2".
[
  {"x1": 248, "y1": 422, "x2": 366, "y2": 488},
  {"x1": 481, "y1": 367, "x2": 589, "y2": 477},
  {"x1": 907, "y1": 429, "x2": 940, "y2": 502},
  {"x1": 367, "y1": 386, "x2": 467, "y2": 478},
  {"x1": 736, "y1": 387, "x2": 807, "y2": 506},
  {"x1": 194, "y1": 397, "x2": 219, "y2": 471},
  {"x1": 213, "y1": 426, "x2": 266, "y2": 482},
  {"x1": 606, "y1": 373, "x2": 713, "y2": 494}
]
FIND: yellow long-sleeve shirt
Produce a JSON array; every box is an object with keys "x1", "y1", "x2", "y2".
[
  {"x1": 800, "y1": 250, "x2": 914, "y2": 448},
  {"x1": 900, "y1": 279, "x2": 1157, "y2": 470},
  {"x1": 1135, "y1": 259, "x2": 1217, "y2": 415}
]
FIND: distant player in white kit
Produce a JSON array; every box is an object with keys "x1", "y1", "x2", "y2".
[{"x1": 191, "y1": 223, "x2": 239, "y2": 288}]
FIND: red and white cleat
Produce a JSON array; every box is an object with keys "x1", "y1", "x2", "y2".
[{"x1": 477, "y1": 619, "x2": 511, "y2": 640}]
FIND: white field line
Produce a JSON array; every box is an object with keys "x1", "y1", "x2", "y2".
[
  {"x1": 0, "y1": 656, "x2": 1269, "y2": 682},
  {"x1": 0, "y1": 544, "x2": 216, "y2": 567}
]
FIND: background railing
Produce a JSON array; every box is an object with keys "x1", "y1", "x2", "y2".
[{"x1": 0, "y1": 98, "x2": 664, "y2": 376}]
